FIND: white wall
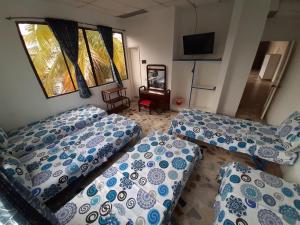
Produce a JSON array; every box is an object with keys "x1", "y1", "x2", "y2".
[
  {"x1": 122, "y1": 8, "x2": 175, "y2": 90},
  {"x1": 262, "y1": 16, "x2": 300, "y2": 183},
  {"x1": 171, "y1": 1, "x2": 233, "y2": 111},
  {"x1": 0, "y1": 0, "x2": 131, "y2": 131},
  {"x1": 173, "y1": 1, "x2": 234, "y2": 60},
  {"x1": 216, "y1": 0, "x2": 271, "y2": 115}
]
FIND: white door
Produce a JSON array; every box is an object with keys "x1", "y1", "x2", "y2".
[
  {"x1": 129, "y1": 47, "x2": 142, "y2": 98},
  {"x1": 260, "y1": 41, "x2": 295, "y2": 119}
]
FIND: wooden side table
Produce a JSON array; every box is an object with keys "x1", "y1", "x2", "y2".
[{"x1": 102, "y1": 87, "x2": 130, "y2": 113}]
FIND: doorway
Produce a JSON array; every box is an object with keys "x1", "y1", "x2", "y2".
[
  {"x1": 236, "y1": 41, "x2": 294, "y2": 121},
  {"x1": 129, "y1": 47, "x2": 142, "y2": 98}
]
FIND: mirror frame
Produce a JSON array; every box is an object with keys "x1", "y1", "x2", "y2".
[{"x1": 146, "y1": 64, "x2": 167, "y2": 91}]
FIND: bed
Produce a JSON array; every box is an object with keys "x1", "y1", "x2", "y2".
[
  {"x1": 4, "y1": 114, "x2": 141, "y2": 203},
  {"x1": 6, "y1": 105, "x2": 107, "y2": 158},
  {"x1": 169, "y1": 109, "x2": 299, "y2": 165},
  {"x1": 54, "y1": 131, "x2": 202, "y2": 225},
  {"x1": 214, "y1": 162, "x2": 300, "y2": 225}
]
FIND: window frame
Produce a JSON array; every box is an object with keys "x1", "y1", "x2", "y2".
[{"x1": 16, "y1": 21, "x2": 128, "y2": 99}]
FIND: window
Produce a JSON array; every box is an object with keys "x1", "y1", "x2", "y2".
[{"x1": 18, "y1": 22, "x2": 128, "y2": 98}]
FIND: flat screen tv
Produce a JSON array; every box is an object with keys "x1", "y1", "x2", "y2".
[{"x1": 183, "y1": 32, "x2": 215, "y2": 55}]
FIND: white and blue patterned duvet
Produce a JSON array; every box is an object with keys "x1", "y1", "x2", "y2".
[
  {"x1": 169, "y1": 109, "x2": 298, "y2": 165},
  {"x1": 55, "y1": 131, "x2": 202, "y2": 225},
  {"x1": 6, "y1": 105, "x2": 107, "y2": 158},
  {"x1": 214, "y1": 162, "x2": 300, "y2": 225},
  {"x1": 19, "y1": 114, "x2": 141, "y2": 203}
]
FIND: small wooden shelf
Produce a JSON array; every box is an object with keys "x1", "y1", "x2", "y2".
[
  {"x1": 173, "y1": 58, "x2": 222, "y2": 62},
  {"x1": 102, "y1": 87, "x2": 130, "y2": 114}
]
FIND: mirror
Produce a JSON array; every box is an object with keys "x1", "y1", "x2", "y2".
[{"x1": 147, "y1": 64, "x2": 166, "y2": 90}]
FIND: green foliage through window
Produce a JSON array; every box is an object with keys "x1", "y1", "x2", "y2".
[{"x1": 18, "y1": 23, "x2": 128, "y2": 98}]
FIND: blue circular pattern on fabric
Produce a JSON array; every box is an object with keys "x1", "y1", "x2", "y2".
[
  {"x1": 186, "y1": 155, "x2": 193, "y2": 162},
  {"x1": 241, "y1": 184, "x2": 262, "y2": 202},
  {"x1": 113, "y1": 131, "x2": 124, "y2": 138},
  {"x1": 238, "y1": 142, "x2": 246, "y2": 148},
  {"x1": 172, "y1": 157, "x2": 187, "y2": 170},
  {"x1": 75, "y1": 120, "x2": 86, "y2": 129},
  {"x1": 147, "y1": 161, "x2": 155, "y2": 168},
  {"x1": 86, "y1": 155, "x2": 94, "y2": 162},
  {"x1": 218, "y1": 210, "x2": 225, "y2": 222},
  {"x1": 181, "y1": 148, "x2": 189, "y2": 154},
  {"x1": 245, "y1": 198, "x2": 256, "y2": 208},
  {"x1": 107, "y1": 177, "x2": 117, "y2": 187},
  {"x1": 282, "y1": 187, "x2": 294, "y2": 197},
  {"x1": 32, "y1": 187, "x2": 41, "y2": 197},
  {"x1": 151, "y1": 141, "x2": 158, "y2": 146},
  {"x1": 41, "y1": 163, "x2": 52, "y2": 171},
  {"x1": 230, "y1": 175, "x2": 240, "y2": 183},
  {"x1": 158, "y1": 185, "x2": 169, "y2": 196},
  {"x1": 66, "y1": 163, "x2": 80, "y2": 175},
  {"x1": 165, "y1": 151, "x2": 173, "y2": 158},
  {"x1": 63, "y1": 159, "x2": 73, "y2": 166},
  {"x1": 294, "y1": 200, "x2": 300, "y2": 210},
  {"x1": 42, "y1": 134, "x2": 56, "y2": 144},
  {"x1": 229, "y1": 146, "x2": 238, "y2": 152},
  {"x1": 263, "y1": 194, "x2": 276, "y2": 206},
  {"x1": 223, "y1": 219, "x2": 235, "y2": 225},
  {"x1": 59, "y1": 152, "x2": 69, "y2": 160},
  {"x1": 47, "y1": 155, "x2": 57, "y2": 162},
  {"x1": 138, "y1": 144, "x2": 151, "y2": 152},
  {"x1": 106, "y1": 190, "x2": 117, "y2": 202},
  {"x1": 186, "y1": 131, "x2": 195, "y2": 139},
  {"x1": 217, "y1": 137, "x2": 225, "y2": 143},
  {"x1": 34, "y1": 130, "x2": 47, "y2": 137},
  {"x1": 90, "y1": 195, "x2": 100, "y2": 206},
  {"x1": 147, "y1": 209, "x2": 160, "y2": 225},
  {"x1": 87, "y1": 185, "x2": 98, "y2": 197},
  {"x1": 123, "y1": 172, "x2": 129, "y2": 178},
  {"x1": 119, "y1": 163, "x2": 128, "y2": 171},
  {"x1": 159, "y1": 160, "x2": 169, "y2": 169},
  {"x1": 88, "y1": 148, "x2": 96, "y2": 154},
  {"x1": 163, "y1": 199, "x2": 172, "y2": 209}
]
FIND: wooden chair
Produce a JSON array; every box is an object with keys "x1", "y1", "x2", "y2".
[{"x1": 138, "y1": 99, "x2": 153, "y2": 115}]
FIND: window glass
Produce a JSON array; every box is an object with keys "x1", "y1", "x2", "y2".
[
  {"x1": 85, "y1": 30, "x2": 114, "y2": 85},
  {"x1": 19, "y1": 23, "x2": 75, "y2": 97},
  {"x1": 113, "y1": 33, "x2": 128, "y2": 80},
  {"x1": 66, "y1": 29, "x2": 96, "y2": 88},
  {"x1": 18, "y1": 23, "x2": 128, "y2": 98}
]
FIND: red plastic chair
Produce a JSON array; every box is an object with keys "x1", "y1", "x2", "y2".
[{"x1": 138, "y1": 99, "x2": 153, "y2": 114}]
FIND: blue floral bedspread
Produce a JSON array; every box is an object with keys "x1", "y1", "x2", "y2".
[
  {"x1": 169, "y1": 109, "x2": 298, "y2": 165},
  {"x1": 214, "y1": 162, "x2": 300, "y2": 225},
  {"x1": 55, "y1": 131, "x2": 202, "y2": 225},
  {"x1": 6, "y1": 105, "x2": 107, "y2": 158},
  {"x1": 18, "y1": 114, "x2": 141, "y2": 203}
]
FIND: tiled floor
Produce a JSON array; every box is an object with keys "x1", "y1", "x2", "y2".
[
  {"x1": 236, "y1": 72, "x2": 272, "y2": 122},
  {"x1": 120, "y1": 101, "x2": 281, "y2": 225},
  {"x1": 48, "y1": 101, "x2": 282, "y2": 225}
]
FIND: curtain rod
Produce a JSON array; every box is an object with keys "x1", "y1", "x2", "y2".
[{"x1": 5, "y1": 16, "x2": 126, "y2": 32}]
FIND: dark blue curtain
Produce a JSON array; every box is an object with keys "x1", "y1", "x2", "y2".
[
  {"x1": 46, "y1": 18, "x2": 91, "y2": 98},
  {"x1": 97, "y1": 25, "x2": 123, "y2": 87}
]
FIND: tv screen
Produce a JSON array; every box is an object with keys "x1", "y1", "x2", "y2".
[{"x1": 183, "y1": 32, "x2": 215, "y2": 55}]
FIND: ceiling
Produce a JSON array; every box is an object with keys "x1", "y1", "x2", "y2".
[{"x1": 45, "y1": 0, "x2": 220, "y2": 17}]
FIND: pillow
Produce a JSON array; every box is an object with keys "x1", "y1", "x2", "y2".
[
  {"x1": 276, "y1": 111, "x2": 300, "y2": 153},
  {"x1": 0, "y1": 153, "x2": 32, "y2": 190},
  {"x1": 0, "y1": 128, "x2": 8, "y2": 149}
]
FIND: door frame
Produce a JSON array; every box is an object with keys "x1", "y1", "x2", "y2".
[
  {"x1": 260, "y1": 40, "x2": 295, "y2": 119},
  {"x1": 128, "y1": 47, "x2": 142, "y2": 98}
]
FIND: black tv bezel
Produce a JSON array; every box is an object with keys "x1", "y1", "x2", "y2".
[{"x1": 183, "y1": 32, "x2": 215, "y2": 55}]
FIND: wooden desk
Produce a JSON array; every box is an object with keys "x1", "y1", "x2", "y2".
[
  {"x1": 139, "y1": 86, "x2": 170, "y2": 112},
  {"x1": 102, "y1": 87, "x2": 130, "y2": 113}
]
